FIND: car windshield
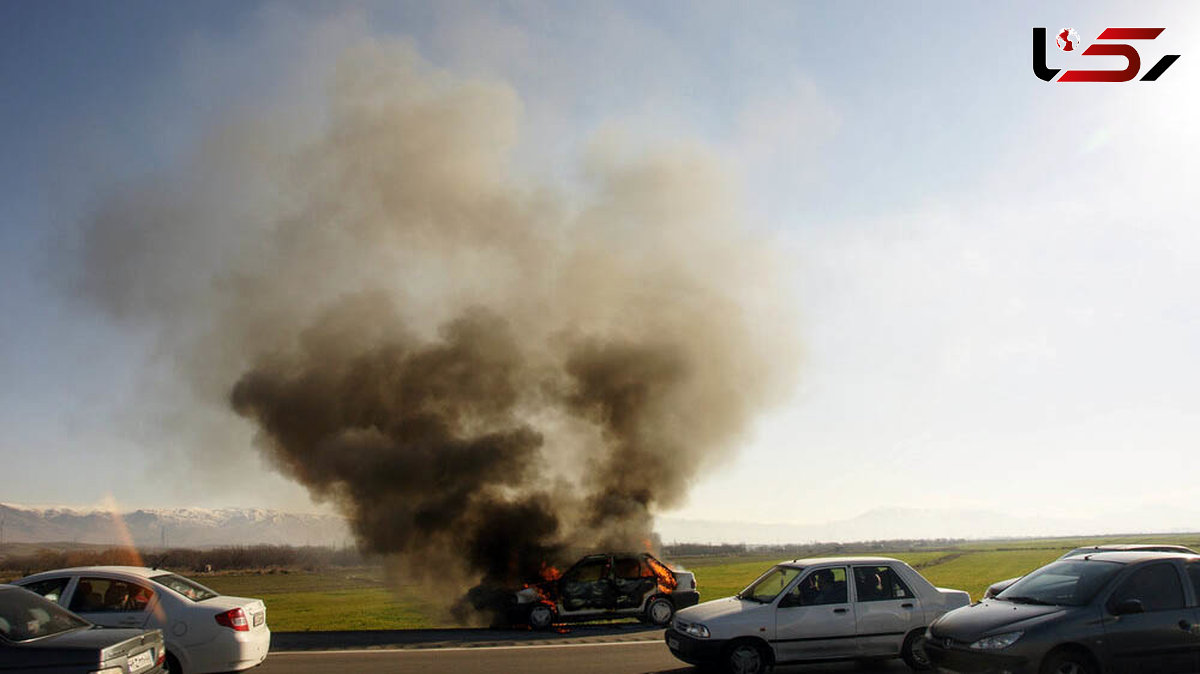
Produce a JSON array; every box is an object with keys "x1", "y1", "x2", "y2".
[
  {"x1": 998, "y1": 560, "x2": 1122, "y2": 607},
  {"x1": 740, "y1": 565, "x2": 803, "y2": 604},
  {"x1": 151, "y1": 574, "x2": 219, "y2": 602},
  {"x1": 0, "y1": 587, "x2": 90, "y2": 642}
]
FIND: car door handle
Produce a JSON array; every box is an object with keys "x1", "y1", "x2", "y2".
[
  {"x1": 901, "y1": 603, "x2": 914, "y2": 609},
  {"x1": 833, "y1": 608, "x2": 847, "y2": 614}
]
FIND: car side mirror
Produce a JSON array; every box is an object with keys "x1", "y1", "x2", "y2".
[{"x1": 1112, "y1": 598, "x2": 1145, "y2": 615}]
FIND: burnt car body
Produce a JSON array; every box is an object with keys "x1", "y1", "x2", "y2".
[
  {"x1": 515, "y1": 552, "x2": 699, "y2": 629},
  {"x1": 927, "y1": 551, "x2": 1200, "y2": 674},
  {"x1": 982, "y1": 544, "x2": 1199, "y2": 599},
  {"x1": 0, "y1": 584, "x2": 166, "y2": 673}
]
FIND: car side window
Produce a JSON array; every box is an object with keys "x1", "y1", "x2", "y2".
[
  {"x1": 854, "y1": 565, "x2": 914, "y2": 602},
  {"x1": 1109, "y1": 563, "x2": 1184, "y2": 612},
  {"x1": 564, "y1": 559, "x2": 608, "y2": 584},
  {"x1": 21, "y1": 578, "x2": 71, "y2": 605},
  {"x1": 69, "y1": 578, "x2": 155, "y2": 613},
  {"x1": 782, "y1": 567, "x2": 848, "y2": 607},
  {"x1": 1187, "y1": 563, "x2": 1200, "y2": 603},
  {"x1": 613, "y1": 556, "x2": 643, "y2": 580}
]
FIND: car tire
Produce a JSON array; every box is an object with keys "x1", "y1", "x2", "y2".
[
  {"x1": 164, "y1": 652, "x2": 182, "y2": 674},
  {"x1": 528, "y1": 603, "x2": 556, "y2": 630},
  {"x1": 723, "y1": 639, "x2": 772, "y2": 674},
  {"x1": 1040, "y1": 648, "x2": 1097, "y2": 674},
  {"x1": 900, "y1": 628, "x2": 932, "y2": 671},
  {"x1": 645, "y1": 596, "x2": 675, "y2": 626}
]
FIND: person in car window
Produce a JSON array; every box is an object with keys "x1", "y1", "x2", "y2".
[{"x1": 815, "y1": 569, "x2": 846, "y2": 604}]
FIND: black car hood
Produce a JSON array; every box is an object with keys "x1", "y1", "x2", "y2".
[{"x1": 931, "y1": 599, "x2": 1069, "y2": 640}]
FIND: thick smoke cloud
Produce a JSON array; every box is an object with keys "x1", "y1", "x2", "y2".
[{"x1": 75, "y1": 38, "x2": 799, "y2": 610}]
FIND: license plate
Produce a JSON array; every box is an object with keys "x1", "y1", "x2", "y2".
[
  {"x1": 667, "y1": 637, "x2": 679, "y2": 650},
  {"x1": 253, "y1": 612, "x2": 265, "y2": 627},
  {"x1": 127, "y1": 649, "x2": 154, "y2": 672}
]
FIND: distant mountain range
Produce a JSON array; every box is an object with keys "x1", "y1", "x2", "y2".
[
  {"x1": 3, "y1": 502, "x2": 1197, "y2": 549},
  {"x1": 0, "y1": 503, "x2": 353, "y2": 548}
]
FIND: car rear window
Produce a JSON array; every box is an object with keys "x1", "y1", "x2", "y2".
[
  {"x1": 151, "y1": 574, "x2": 219, "y2": 602},
  {"x1": 0, "y1": 587, "x2": 90, "y2": 642}
]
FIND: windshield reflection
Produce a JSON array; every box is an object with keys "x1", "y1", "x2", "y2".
[
  {"x1": 740, "y1": 565, "x2": 804, "y2": 604},
  {"x1": 997, "y1": 560, "x2": 1122, "y2": 607}
]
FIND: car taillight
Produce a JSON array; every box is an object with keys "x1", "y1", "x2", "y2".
[
  {"x1": 156, "y1": 649, "x2": 166, "y2": 665},
  {"x1": 215, "y1": 607, "x2": 250, "y2": 631}
]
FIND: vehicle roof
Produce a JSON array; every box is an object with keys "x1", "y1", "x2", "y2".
[
  {"x1": 576, "y1": 552, "x2": 660, "y2": 560},
  {"x1": 1065, "y1": 544, "x2": 1197, "y2": 554},
  {"x1": 1066, "y1": 550, "x2": 1200, "y2": 564},
  {"x1": 778, "y1": 556, "x2": 905, "y2": 568},
  {"x1": 21, "y1": 566, "x2": 167, "y2": 580}
]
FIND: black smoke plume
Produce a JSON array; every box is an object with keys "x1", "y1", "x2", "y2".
[{"x1": 72, "y1": 38, "x2": 799, "y2": 616}]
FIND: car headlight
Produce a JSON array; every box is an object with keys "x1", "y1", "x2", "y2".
[
  {"x1": 683, "y1": 622, "x2": 710, "y2": 639},
  {"x1": 970, "y1": 631, "x2": 1023, "y2": 650}
]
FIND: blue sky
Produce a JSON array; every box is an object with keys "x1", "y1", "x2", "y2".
[{"x1": 3, "y1": 1, "x2": 1199, "y2": 536}]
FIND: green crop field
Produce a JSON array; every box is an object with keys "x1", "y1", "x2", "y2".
[{"x1": 187, "y1": 533, "x2": 1200, "y2": 631}]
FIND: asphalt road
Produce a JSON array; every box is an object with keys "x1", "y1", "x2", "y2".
[{"x1": 258, "y1": 641, "x2": 915, "y2": 674}]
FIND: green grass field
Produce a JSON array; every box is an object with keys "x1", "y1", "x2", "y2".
[{"x1": 193, "y1": 533, "x2": 1200, "y2": 631}]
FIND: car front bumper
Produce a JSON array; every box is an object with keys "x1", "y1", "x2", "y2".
[
  {"x1": 664, "y1": 627, "x2": 726, "y2": 666},
  {"x1": 925, "y1": 640, "x2": 1034, "y2": 674}
]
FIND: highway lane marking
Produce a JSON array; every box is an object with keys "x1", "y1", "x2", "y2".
[{"x1": 273, "y1": 640, "x2": 664, "y2": 655}]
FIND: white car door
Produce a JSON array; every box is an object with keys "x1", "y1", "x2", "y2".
[
  {"x1": 66, "y1": 575, "x2": 157, "y2": 630},
  {"x1": 773, "y1": 566, "x2": 858, "y2": 662},
  {"x1": 852, "y1": 564, "x2": 923, "y2": 657}
]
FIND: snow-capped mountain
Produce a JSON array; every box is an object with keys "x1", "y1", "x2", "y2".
[{"x1": 0, "y1": 503, "x2": 352, "y2": 548}]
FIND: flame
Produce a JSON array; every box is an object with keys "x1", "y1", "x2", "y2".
[
  {"x1": 539, "y1": 562, "x2": 562, "y2": 582},
  {"x1": 645, "y1": 556, "x2": 678, "y2": 595},
  {"x1": 519, "y1": 562, "x2": 563, "y2": 605}
]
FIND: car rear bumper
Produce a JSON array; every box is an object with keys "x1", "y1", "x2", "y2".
[
  {"x1": 665, "y1": 627, "x2": 726, "y2": 665},
  {"x1": 671, "y1": 590, "x2": 700, "y2": 610},
  {"x1": 188, "y1": 627, "x2": 271, "y2": 673}
]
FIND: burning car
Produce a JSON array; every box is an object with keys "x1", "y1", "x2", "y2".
[{"x1": 514, "y1": 552, "x2": 698, "y2": 629}]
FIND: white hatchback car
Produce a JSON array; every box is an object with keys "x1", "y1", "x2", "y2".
[
  {"x1": 666, "y1": 556, "x2": 970, "y2": 674},
  {"x1": 15, "y1": 566, "x2": 269, "y2": 674}
]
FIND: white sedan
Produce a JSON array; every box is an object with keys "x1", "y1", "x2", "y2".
[
  {"x1": 666, "y1": 556, "x2": 970, "y2": 674},
  {"x1": 15, "y1": 565, "x2": 269, "y2": 674}
]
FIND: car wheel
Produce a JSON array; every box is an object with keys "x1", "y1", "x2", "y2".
[
  {"x1": 723, "y1": 639, "x2": 772, "y2": 674},
  {"x1": 1040, "y1": 649, "x2": 1097, "y2": 674},
  {"x1": 645, "y1": 596, "x2": 674, "y2": 626},
  {"x1": 528, "y1": 603, "x2": 556, "y2": 630},
  {"x1": 164, "y1": 652, "x2": 182, "y2": 674},
  {"x1": 900, "y1": 628, "x2": 932, "y2": 671}
]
